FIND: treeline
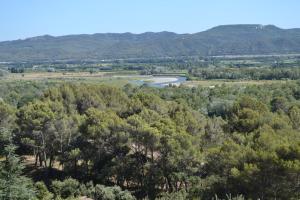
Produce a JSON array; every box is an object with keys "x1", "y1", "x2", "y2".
[
  {"x1": 9, "y1": 67, "x2": 25, "y2": 73},
  {"x1": 188, "y1": 67, "x2": 300, "y2": 80},
  {"x1": 0, "y1": 82, "x2": 300, "y2": 199}
]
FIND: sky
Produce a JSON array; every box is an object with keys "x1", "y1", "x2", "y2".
[{"x1": 0, "y1": 0, "x2": 299, "y2": 41}]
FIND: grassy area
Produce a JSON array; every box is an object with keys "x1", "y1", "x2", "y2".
[
  {"x1": 1, "y1": 72, "x2": 295, "y2": 88},
  {"x1": 183, "y1": 79, "x2": 293, "y2": 87},
  {"x1": 5, "y1": 70, "x2": 141, "y2": 80},
  {"x1": 6, "y1": 72, "x2": 109, "y2": 80},
  {"x1": 1, "y1": 71, "x2": 145, "y2": 87}
]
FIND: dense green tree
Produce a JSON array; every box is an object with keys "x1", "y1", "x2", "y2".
[
  {"x1": 0, "y1": 130, "x2": 36, "y2": 200},
  {"x1": 0, "y1": 101, "x2": 15, "y2": 129},
  {"x1": 271, "y1": 97, "x2": 289, "y2": 113},
  {"x1": 288, "y1": 106, "x2": 300, "y2": 130},
  {"x1": 80, "y1": 108, "x2": 130, "y2": 182},
  {"x1": 17, "y1": 100, "x2": 58, "y2": 168}
]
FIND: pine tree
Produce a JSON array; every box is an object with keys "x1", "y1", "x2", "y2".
[{"x1": 0, "y1": 129, "x2": 36, "y2": 200}]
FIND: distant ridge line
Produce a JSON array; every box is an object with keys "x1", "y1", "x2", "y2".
[{"x1": 1, "y1": 24, "x2": 300, "y2": 62}]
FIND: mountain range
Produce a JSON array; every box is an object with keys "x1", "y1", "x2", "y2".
[{"x1": 1, "y1": 24, "x2": 300, "y2": 62}]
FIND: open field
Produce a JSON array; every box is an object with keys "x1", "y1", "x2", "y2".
[
  {"x1": 6, "y1": 72, "x2": 110, "y2": 80},
  {"x1": 2, "y1": 71, "x2": 143, "y2": 87}
]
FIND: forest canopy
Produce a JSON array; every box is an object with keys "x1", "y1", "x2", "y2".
[{"x1": 0, "y1": 81, "x2": 300, "y2": 200}]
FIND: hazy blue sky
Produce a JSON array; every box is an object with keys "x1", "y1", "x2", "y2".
[{"x1": 0, "y1": 0, "x2": 299, "y2": 41}]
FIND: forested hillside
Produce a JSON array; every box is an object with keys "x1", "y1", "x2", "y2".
[
  {"x1": 0, "y1": 81, "x2": 300, "y2": 199},
  {"x1": 1, "y1": 25, "x2": 300, "y2": 62}
]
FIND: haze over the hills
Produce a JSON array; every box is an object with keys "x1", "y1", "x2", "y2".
[{"x1": 1, "y1": 24, "x2": 300, "y2": 62}]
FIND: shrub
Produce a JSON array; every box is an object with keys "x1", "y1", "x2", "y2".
[
  {"x1": 94, "y1": 185, "x2": 135, "y2": 200},
  {"x1": 35, "y1": 181, "x2": 53, "y2": 200},
  {"x1": 51, "y1": 178, "x2": 80, "y2": 199}
]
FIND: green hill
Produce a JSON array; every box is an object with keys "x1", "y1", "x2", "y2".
[{"x1": 1, "y1": 24, "x2": 300, "y2": 62}]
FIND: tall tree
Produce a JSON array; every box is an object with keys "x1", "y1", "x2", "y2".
[{"x1": 0, "y1": 129, "x2": 36, "y2": 200}]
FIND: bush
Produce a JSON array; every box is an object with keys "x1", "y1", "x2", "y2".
[
  {"x1": 35, "y1": 181, "x2": 53, "y2": 200},
  {"x1": 79, "y1": 181, "x2": 95, "y2": 198},
  {"x1": 94, "y1": 185, "x2": 115, "y2": 200},
  {"x1": 155, "y1": 190, "x2": 188, "y2": 200},
  {"x1": 51, "y1": 178, "x2": 80, "y2": 199},
  {"x1": 212, "y1": 194, "x2": 245, "y2": 200},
  {"x1": 94, "y1": 185, "x2": 135, "y2": 200}
]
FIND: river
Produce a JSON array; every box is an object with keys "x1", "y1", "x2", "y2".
[{"x1": 132, "y1": 76, "x2": 187, "y2": 88}]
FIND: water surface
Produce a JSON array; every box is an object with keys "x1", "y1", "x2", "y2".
[{"x1": 132, "y1": 76, "x2": 187, "y2": 88}]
